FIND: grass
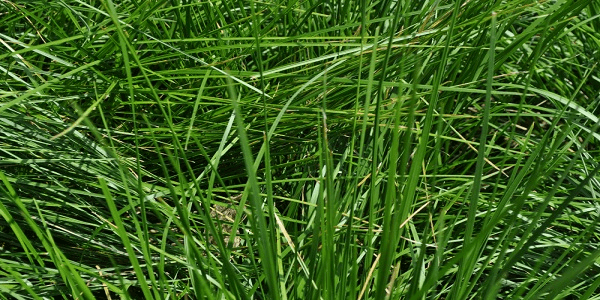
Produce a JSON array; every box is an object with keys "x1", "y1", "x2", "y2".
[{"x1": 1, "y1": 0, "x2": 600, "y2": 299}]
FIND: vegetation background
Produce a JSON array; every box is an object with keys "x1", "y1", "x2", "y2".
[{"x1": 1, "y1": 0, "x2": 600, "y2": 299}]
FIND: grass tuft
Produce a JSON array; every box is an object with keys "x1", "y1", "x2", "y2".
[{"x1": 1, "y1": 1, "x2": 599, "y2": 299}]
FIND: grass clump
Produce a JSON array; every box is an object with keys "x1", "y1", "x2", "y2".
[{"x1": 1, "y1": 0, "x2": 600, "y2": 299}]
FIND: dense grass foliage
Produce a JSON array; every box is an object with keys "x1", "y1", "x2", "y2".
[{"x1": 1, "y1": 0, "x2": 600, "y2": 299}]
